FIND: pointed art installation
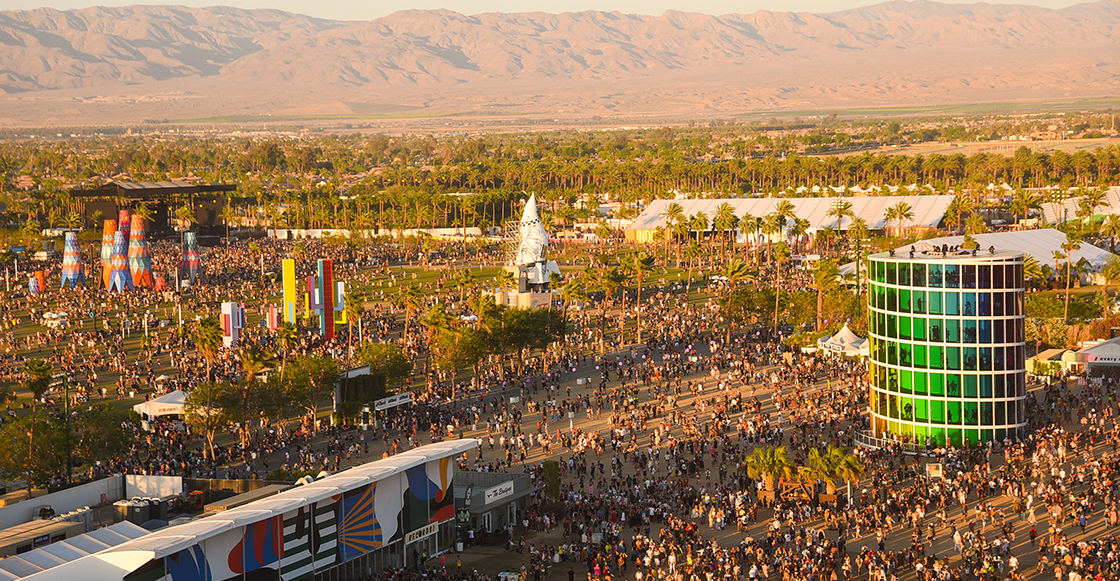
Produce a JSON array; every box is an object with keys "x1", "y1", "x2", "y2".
[
  {"x1": 497, "y1": 193, "x2": 561, "y2": 306},
  {"x1": 60, "y1": 232, "x2": 84, "y2": 288},
  {"x1": 117, "y1": 209, "x2": 130, "y2": 237},
  {"x1": 181, "y1": 232, "x2": 201, "y2": 284},
  {"x1": 109, "y1": 231, "x2": 133, "y2": 292},
  {"x1": 282, "y1": 258, "x2": 298, "y2": 324},
  {"x1": 307, "y1": 259, "x2": 345, "y2": 340},
  {"x1": 128, "y1": 217, "x2": 153, "y2": 288},
  {"x1": 101, "y1": 219, "x2": 117, "y2": 290},
  {"x1": 28, "y1": 270, "x2": 45, "y2": 294},
  {"x1": 220, "y1": 301, "x2": 245, "y2": 348}
]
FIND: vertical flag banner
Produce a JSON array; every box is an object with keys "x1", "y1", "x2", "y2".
[{"x1": 282, "y1": 258, "x2": 298, "y2": 324}]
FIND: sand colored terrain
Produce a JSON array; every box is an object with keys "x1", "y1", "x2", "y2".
[{"x1": 0, "y1": 1, "x2": 1117, "y2": 127}]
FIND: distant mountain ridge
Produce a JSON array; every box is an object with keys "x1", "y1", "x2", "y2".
[{"x1": 0, "y1": 1, "x2": 1117, "y2": 122}]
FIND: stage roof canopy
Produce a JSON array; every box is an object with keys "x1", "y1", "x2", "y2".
[{"x1": 71, "y1": 181, "x2": 236, "y2": 199}]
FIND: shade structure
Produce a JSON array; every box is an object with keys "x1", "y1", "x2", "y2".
[
  {"x1": 61, "y1": 232, "x2": 84, "y2": 288},
  {"x1": 180, "y1": 232, "x2": 201, "y2": 284},
  {"x1": 100, "y1": 219, "x2": 117, "y2": 289},
  {"x1": 127, "y1": 218, "x2": 153, "y2": 288},
  {"x1": 108, "y1": 231, "x2": 133, "y2": 293},
  {"x1": 28, "y1": 270, "x2": 45, "y2": 294}
]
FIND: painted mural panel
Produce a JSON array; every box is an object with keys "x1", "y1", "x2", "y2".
[
  {"x1": 403, "y1": 458, "x2": 454, "y2": 533},
  {"x1": 228, "y1": 515, "x2": 283, "y2": 580},
  {"x1": 372, "y1": 470, "x2": 402, "y2": 545},
  {"x1": 281, "y1": 499, "x2": 339, "y2": 580}
]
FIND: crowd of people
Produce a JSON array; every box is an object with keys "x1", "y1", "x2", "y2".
[{"x1": 3, "y1": 232, "x2": 1120, "y2": 581}]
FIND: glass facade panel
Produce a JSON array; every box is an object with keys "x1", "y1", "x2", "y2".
[{"x1": 868, "y1": 252, "x2": 1026, "y2": 447}]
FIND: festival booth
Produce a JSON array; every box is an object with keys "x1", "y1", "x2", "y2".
[
  {"x1": 816, "y1": 323, "x2": 868, "y2": 358},
  {"x1": 133, "y1": 390, "x2": 187, "y2": 430}
]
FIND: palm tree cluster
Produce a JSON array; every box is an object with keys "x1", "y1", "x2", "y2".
[{"x1": 745, "y1": 445, "x2": 864, "y2": 501}]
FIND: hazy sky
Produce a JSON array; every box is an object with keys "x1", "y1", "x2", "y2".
[{"x1": 1, "y1": 0, "x2": 1089, "y2": 20}]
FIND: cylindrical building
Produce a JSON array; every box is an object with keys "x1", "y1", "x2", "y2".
[{"x1": 866, "y1": 246, "x2": 1027, "y2": 449}]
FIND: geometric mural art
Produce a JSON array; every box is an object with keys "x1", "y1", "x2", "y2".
[
  {"x1": 68, "y1": 441, "x2": 474, "y2": 581},
  {"x1": 404, "y1": 458, "x2": 455, "y2": 532},
  {"x1": 109, "y1": 230, "x2": 133, "y2": 293},
  {"x1": 220, "y1": 301, "x2": 244, "y2": 348},
  {"x1": 61, "y1": 231, "x2": 84, "y2": 288},
  {"x1": 128, "y1": 216, "x2": 153, "y2": 288},
  {"x1": 280, "y1": 500, "x2": 339, "y2": 580},
  {"x1": 182, "y1": 232, "x2": 202, "y2": 284},
  {"x1": 101, "y1": 219, "x2": 117, "y2": 290},
  {"x1": 228, "y1": 515, "x2": 283, "y2": 579}
]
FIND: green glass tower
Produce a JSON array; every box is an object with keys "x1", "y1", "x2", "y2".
[{"x1": 866, "y1": 246, "x2": 1027, "y2": 448}]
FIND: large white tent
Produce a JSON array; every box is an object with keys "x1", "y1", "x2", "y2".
[
  {"x1": 1040, "y1": 186, "x2": 1120, "y2": 224},
  {"x1": 626, "y1": 195, "x2": 955, "y2": 242},
  {"x1": 132, "y1": 390, "x2": 187, "y2": 424},
  {"x1": 817, "y1": 323, "x2": 868, "y2": 357}
]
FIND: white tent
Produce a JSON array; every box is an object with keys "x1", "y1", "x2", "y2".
[
  {"x1": 817, "y1": 323, "x2": 868, "y2": 357},
  {"x1": 132, "y1": 390, "x2": 187, "y2": 424}
]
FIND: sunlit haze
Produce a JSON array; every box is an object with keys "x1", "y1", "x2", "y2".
[{"x1": 2, "y1": 0, "x2": 1089, "y2": 20}]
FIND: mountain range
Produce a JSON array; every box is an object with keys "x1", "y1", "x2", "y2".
[{"x1": 0, "y1": 1, "x2": 1117, "y2": 126}]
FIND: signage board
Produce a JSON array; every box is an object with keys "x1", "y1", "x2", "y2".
[
  {"x1": 373, "y1": 392, "x2": 413, "y2": 411},
  {"x1": 405, "y1": 521, "x2": 439, "y2": 544},
  {"x1": 484, "y1": 481, "x2": 515, "y2": 505}
]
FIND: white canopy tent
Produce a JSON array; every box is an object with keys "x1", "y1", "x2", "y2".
[
  {"x1": 132, "y1": 390, "x2": 187, "y2": 424},
  {"x1": 817, "y1": 323, "x2": 868, "y2": 357}
]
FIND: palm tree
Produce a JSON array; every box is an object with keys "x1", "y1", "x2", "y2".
[
  {"x1": 1023, "y1": 255, "x2": 1043, "y2": 286},
  {"x1": 21, "y1": 358, "x2": 51, "y2": 498},
  {"x1": 745, "y1": 446, "x2": 795, "y2": 501},
  {"x1": 848, "y1": 217, "x2": 869, "y2": 299},
  {"x1": 277, "y1": 322, "x2": 300, "y2": 380},
  {"x1": 772, "y1": 243, "x2": 792, "y2": 337},
  {"x1": 813, "y1": 259, "x2": 841, "y2": 332},
  {"x1": 1100, "y1": 255, "x2": 1120, "y2": 317},
  {"x1": 807, "y1": 445, "x2": 864, "y2": 496},
  {"x1": 175, "y1": 205, "x2": 197, "y2": 249},
  {"x1": 234, "y1": 344, "x2": 278, "y2": 450},
  {"x1": 191, "y1": 317, "x2": 223, "y2": 383},
  {"x1": 1008, "y1": 189, "x2": 1041, "y2": 227},
  {"x1": 623, "y1": 251, "x2": 656, "y2": 343},
  {"x1": 712, "y1": 202, "x2": 739, "y2": 261},
  {"x1": 1100, "y1": 215, "x2": 1120, "y2": 253},
  {"x1": 456, "y1": 268, "x2": 477, "y2": 304},
  {"x1": 720, "y1": 257, "x2": 754, "y2": 292},
  {"x1": 684, "y1": 240, "x2": 704, "y2": 294},
  {"x1": 944, "y1": 195, "x2": 973, "y2": 235},
  {"x1": 826, "y1": 199, "x2": 854, "y2": 241},
  {"x1": 495, "y1": 269, "x2": 517, "y2": 293},
  {"x1": 762, "y1": 212, "x2": 785, "y2": 265},
  {"x1": 560, "y1": 278, "x2": 587, "y2": 322},
  {"x1": 420, "y1": 303, "x2": 454, "y2": 347},
  {"x1": 343, "y1": 288, "x2": 365, "y2": 349},
  {"x1": 662, "y1": 202, "x2": 686, "y2": 266},
  {"x1": 885, "y1": 201, "x2": 914, "y2": 238},
  {"x1": 132, "y1": 202, "x2": 154, "y2": 230},
  {"x1": 398, "y1": 284, "x2": 424, "y2": 348},
  {"x1": 220, "y1": 203, "x2": 237, "y2": 246},
  {"x1": 688, "y1": 212, "x2": 709, "y2": 248},
  {"x1": 1063, "y1": 233, "x2": 1082, "y2": 323}
]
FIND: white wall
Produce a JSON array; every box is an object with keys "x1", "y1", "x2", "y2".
[
  {"x1": 124, "y1": 475, "x2": 183, "y2": 499},
  {"x1": 0, "y1": 476, "x2": 124, "y2": 530}
]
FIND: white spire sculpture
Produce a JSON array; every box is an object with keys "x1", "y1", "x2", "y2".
[
  {"x1": 501, "y1": 194, "x2": 561, "y2": 301},
  {"x1": 515, "y1": 194, "x2": 550, "y2": 266}
]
